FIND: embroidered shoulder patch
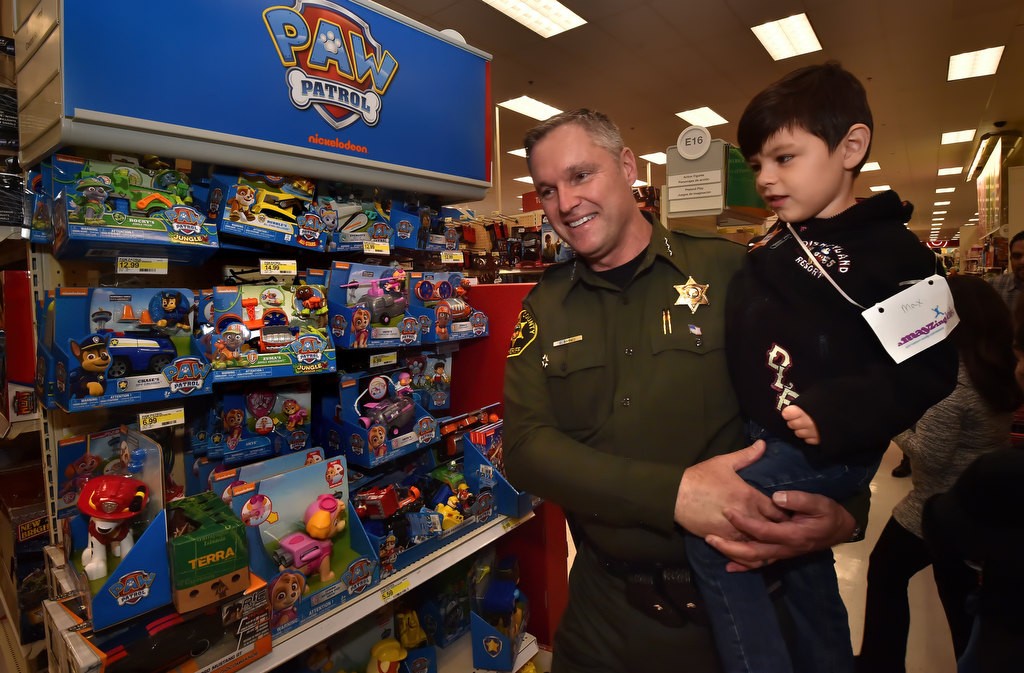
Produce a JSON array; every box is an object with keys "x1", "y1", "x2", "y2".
[{"x1": 507, "y1": 310, "x2": 538, "y2": 358}]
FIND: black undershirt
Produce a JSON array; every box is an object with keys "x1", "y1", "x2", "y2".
[{"x1": 594, "y1": 246, "x2": 648, "y2": 289}]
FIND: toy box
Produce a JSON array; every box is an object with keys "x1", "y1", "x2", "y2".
[
  {"x1": 463, "y1": 422, "x2": 539, "y2": 519},
  {"x1": 324, "y1": 371, "x2": 439, "y2": 470},
  {"x1": 400, "y1": 349, "x2": 453, "y2": 413},
  {"x1": 210, "y1": 169, "x2": 323, "y2": 251},
  {"x1": 406, "y1": 271, "x2": 489, "y2": 344},
  {"x1": 316, "y1": 190, "x2": 392, "y2": 253},
  {"x1": 43, "y1": 575, "x2": 272, "y2": 673},
  {"x1": 229, "y1": 457, "x2": 379, "y2": 639},
  {"x1": 167, "y1": 492, "x2": 249, "y2": 613},
  {"x1": 55, "y1": 426, "x2": 133, "y2": 520},
  {"x1": 415, "y1": 556, "x2": 476, "y2": 649},
  {"x1": 209, "y1": 446, "x2": 325, "y2": 502},
  {"x1": 58, "y1": 427, "x2": 173, "y2": 631},
  {"x1": 48, "y1": 154, "x2": 218, "y2": 263},
  {"x1": 327, "y1": 261, "x2": 421, "y2": 349},
  {"x1": 28, "y1": 163, "x2": 54, "y2": 244},
  {"x1": 0, "y1": 466, "x2": 49, "y2": 644},
  {"x1": 391, "y1": 205, "x2": 459, "y2": 253},
  {"x1": 36, "y1": 287, "x2": 213, "y2": 412},
  {"x1": 470, "y1": 556, "x2": 530, "y2": 671},
  {"x1": 208, "y1": 384, "x2": 313, "y2": 467},
  {"x1": 276, "y1": 607, "x2": 398, "y2": 673},
  {"x1": 206, "y1": 281, "x2": 336, "y2": 381},
  {"x1": 1, "y1": 270, "x2": 39, "y2": 426}
]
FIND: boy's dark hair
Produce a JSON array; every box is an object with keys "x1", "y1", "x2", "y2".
[
  {"x1": 1009, "y1": 230, "x2": 1024, "y2": 249},
  {"x1": 738, "y1": 61, "x2": 873, "y2": 175}
]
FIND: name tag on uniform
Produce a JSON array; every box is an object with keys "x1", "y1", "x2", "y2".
[
  {"x1": 553, "y1": 335, "x2": 583, "y2": 348},
  {"x1": 861, "y1": 275, "x2": 958, "y2": 363}
]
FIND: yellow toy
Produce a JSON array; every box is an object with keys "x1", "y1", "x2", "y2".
[{"x1": 366, "y1": 638, "x2": 407, "y2": 673}]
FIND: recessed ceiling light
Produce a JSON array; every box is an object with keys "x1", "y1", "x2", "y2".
[
  {"x1": 675, "y1": 107, "x2": 728, "y2": 127},
  {"x1": 479, "y1": 0, "x2": 586, "y2": 38},
  {"x1": 941, "y1": 129, "x2": 976, "y2": 144},
  {"x1": 969, "y1": 217, "x2": 978, "y2": 221},
  {"x1": 964, "y1": 222, "x2": 976, "y2": 226},
  {"x1": 633, "y1": 179, "x2": 648, "y2": 187},
  {"x1": 750, "y1": 13, "x2": 822, "y2": 61},
  {"x1": 947, "y1": 46, "x2": 1004, "y2": 81},
  {"x1": 934, "y1": 201, "x2": 951, "y2": 206},
  {"x1": 640, "y1": 152, "x2": 667, "y2": 165},
  {"x1": 935, "y1": 187, "x2": 955, "y2": 194},
  {"x1": 516, "y1": 195, "x2": 523, "y2": 198},
  {"x1": 932, "y1": 217, "x2": 945, "y2": 221},
  {"x1": 934, "y1": 210, "x2": 947, "y2": 215},
  {"x1": 514, "y1": 176, "x2": 534, "y2": 184},
  {"x1": 869, "y1": 185, "x2": 891, "y2": 192},
  {"x1": 937, "y1": 167, "x2": 963, "y2": 176},
  {"x1": 862, "y1": 162, "x2": 881, "y2": 172},
  {"x1": 498, "y1": 96, "x2": 562, "y2": 120},
  {"x1": 507, "y1": 148, "x2": 528, "y2": 157}
]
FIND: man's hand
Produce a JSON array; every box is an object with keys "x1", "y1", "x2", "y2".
[
  {"x1": 674, "y1": 440, "x2": 787, "y2": 539},
  {"x1": 781, "y1": 405, "x2": 820, "y2": 445},
  {"x1": 705, "y1": 490, "x2": 857, "y2": 571}
]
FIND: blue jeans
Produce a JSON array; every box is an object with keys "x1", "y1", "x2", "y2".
[{"x1": 685, "y1": 425, "x2": 880, "y2": 673}]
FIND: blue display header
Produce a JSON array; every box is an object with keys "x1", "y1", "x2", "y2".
[{"x1": 62, "y1": 0, "x2": 491, "y2": 184}]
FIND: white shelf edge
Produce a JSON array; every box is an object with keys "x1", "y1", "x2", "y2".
[
  {"x1": 250, "y1": 510, "x2": 535, "y2": 672},
  {"x1": 0, "y1": 415, "x2": 41, "y2": 440},
  {"x1": 436, "y1": 631, "x2": 539, "y2": 673}
]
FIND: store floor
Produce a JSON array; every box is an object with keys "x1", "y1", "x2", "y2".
[{"x1": 564, "y1": 443, "x2": 958, "y2": 672}]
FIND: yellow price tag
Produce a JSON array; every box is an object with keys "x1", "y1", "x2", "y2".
[
  {"x1": 440, "y1": 251, "x2": 465, "y2": 264},
  {"x1": 259, "y1": 259, "x2": 298, "y2": 276},
  {"x1": 362, "y1": 241, "x2": 391, "y2": 255},
  {"x1": 138, "y1": 407, "x2": 185, "y2": 431},
  {"x1": 380, "y1": 579, "x2": 410, "y2": 603},
  {"x1": 117, "y1": 257, "x2": 168, "y2": 275},
  {"x1": 369, "y1": 352, "x2": 399, "y2": 368}
]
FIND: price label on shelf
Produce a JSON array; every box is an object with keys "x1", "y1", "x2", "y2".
[
  {"x1": 138, "y1": 407, "x2": 185, "y2": 431},
  {"x1": 369, "y1": 352, "x2": 398, "y2": 369},
  {"x1": 116, "y1": 257, "x2": 168, "y2": 275},
  {"x1": 259, "y1": 259, "x2": 298, "y2": 276},
  {"x1": 362, "y1": 241, "x2": 391, "y2": 256},
  {"x1": 379, "y1": 578, "x2": 410, "y2": 603},
  {"x1": 440, "y1": 251, "x2": 464, "y2": 264}
]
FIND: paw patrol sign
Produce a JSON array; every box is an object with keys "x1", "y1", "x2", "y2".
[{"x1": 264, "y1": 1, "x2": 398, "y2": 130}]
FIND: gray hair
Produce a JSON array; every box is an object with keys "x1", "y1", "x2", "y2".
[{"x1": 523, "y1": 109, "x2": 624, "y2": 167}]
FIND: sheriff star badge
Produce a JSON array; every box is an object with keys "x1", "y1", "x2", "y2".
[{"x1": 674, "y1": 276, "x2": 709, "y2": 314}]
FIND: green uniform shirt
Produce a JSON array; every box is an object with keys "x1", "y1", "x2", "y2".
[{"x1": 504, "y1": 219, "x2": 746, "y2": 564}]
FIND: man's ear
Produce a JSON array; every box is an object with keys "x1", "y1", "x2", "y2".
[
  {"x1": 621, "y1": 147, "x2": 638, "y2": 185},
  {"x1": 842, "y1": 124, "x2": 871, "y2": 170}
]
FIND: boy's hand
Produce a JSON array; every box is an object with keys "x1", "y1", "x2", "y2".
[{"x1": 781, "y1": 404, "x2": 820, "y2": 445}]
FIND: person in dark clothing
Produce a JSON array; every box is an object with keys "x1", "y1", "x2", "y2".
[{"x1": 685, "y1": 62, "x2": 959, "y2": 673}]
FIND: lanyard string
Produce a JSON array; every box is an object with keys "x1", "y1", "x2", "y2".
[{"x1": 786, "y1": 223, "x2": 867, "y2": 310}]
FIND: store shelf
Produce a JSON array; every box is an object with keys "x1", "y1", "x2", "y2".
[
  {"x1": 0, "y1": 415, "x2": 40, "y2": 440},
  {"x1": 251, "y1": 510, "x2": 535, "y2": 672},
  {"x1": 0, "y1": 581, "x2": 44, "y2": 673},
  {"x1": 437, "y1": 631, "x2": 539, "y2": 673}
]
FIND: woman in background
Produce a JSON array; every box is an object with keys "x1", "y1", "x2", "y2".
[{"x1": 856, "y1": 274, "x2": 1023, "y2": 673}]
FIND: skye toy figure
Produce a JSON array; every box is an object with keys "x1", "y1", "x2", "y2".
[
  {"x1": 282, "y1": 398, "x2": 308, "y2": 432},
  {"x1": 269, "y1": 570, "x2": 305, "y2": 629},
  {"x1": 352, "y1": 308, "x2": 371, "y2": 348},
  {"x1": 61, "y1": 452, "x2": 101, "y2": 500},
  {"x1": 368, "y1": 425, "x2": 387, "y2": 459},
  {"x1": 222, "y1": 408, "x2": 245, "y2": 449},
  {"x1": 76, "y1": 476, "x2": 150, "y2": 581},
  {"x1": 68, "y1": 335, "x2": 110, "y2": 397},
  {"x1": 304, "y1": 493, "x2": 347, "y2": 540}
]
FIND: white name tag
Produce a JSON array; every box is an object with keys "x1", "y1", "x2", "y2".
[
  {"x1": 861, "y1": 275, "x2": 958, "y2": 363},
  {"x1": 553, "y1": 335, "x2": 583, "y2": 347}
]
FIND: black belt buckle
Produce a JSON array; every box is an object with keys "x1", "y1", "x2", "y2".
[
  {"x1": 624, "y1": 570, "x2": 687, "y2": 628},
  {"x1": 660, "y1": 566, "x2": 709, "y2": 627}
]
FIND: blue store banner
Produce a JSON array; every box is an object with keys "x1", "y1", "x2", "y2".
[{"x1": 62, "y1": 0, "x2": 491, "y2": 185}]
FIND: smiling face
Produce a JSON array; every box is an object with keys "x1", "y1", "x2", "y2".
[
  {"x1": 747, "y1": 125, "x2": 867, "y2": 224},
  {"x1": 528, "y1": 123, "x2": 650, "y2": 271}
]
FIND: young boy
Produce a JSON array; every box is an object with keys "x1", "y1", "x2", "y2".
[{"x1": 684, "y1": 62, "x2": 959, "y2": 673}]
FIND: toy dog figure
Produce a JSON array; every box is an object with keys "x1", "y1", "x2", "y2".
[
  {"x1": 69, "y1": 334, "x2": 110, "y2": 397},
  {"x1": 352, "y1": 308, "x2": 371, "y2": 348},
  {"x1": 222, "y1": 408, "x2": 244, "y2": 449},
  {"x1": 75, "y1": 178, "x2": 112, "y2": 224},
  {"x1": 282, "y1": 398, "x2": 308, "y2": 431},
  {"x1": 269, "y1": 570, "x2": 305, "y2": 628},
  {"x1": 214, "y1": 323, "x2": 246, "y2": 366},
  {"x1": 366, "y1": 638, "x2": 407, "y2": 673},
  {"x1": 228, "y1": 185, "x2": 257, "y2": 222},
  {"x1": 368, "y1": 425, "x2": 387, "y2": 459},
  {"x1": 149, "y1": 291, "x2": 192, "y2": 331},
  {"x1": 77, "y1": 476, "x2": 149, "y2": 580}
]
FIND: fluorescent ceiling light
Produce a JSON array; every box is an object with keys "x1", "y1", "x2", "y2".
[
  {"x1": 633, "y1": 180, "x2": 648, "y2": 187},
  {"x1": 861, "y1": 162, "x2": 881, "y2": 172},
  {"x1": 479, "y1": 0, "x2": 586, "y2": 38},
  {"x1": 513, "y1": 176, "x2": 534, "y2": 184},
  {"x1": 498, "y1": 96, "x2": 562, "y2": 120},
  {"x1": 934, "y1": 210, "x2": 947, "y2": 215},
  {"x1": 516, "y1": 195, "x2": 523, "y2": 198},
  {"x1": 935, "y1": 187, "x2": 955, "y2": 194},
  {"x1": 869, "y1": 185, "x2": 891, "y2": 192},
  {"x1": 964, "y1": 222, "x2": 976, "y2": 226},
  {"x1": 932, "y1": 217, "x2": 945, "y2": 221},
  {"x1": 507, "y1": 148, "x2": 528, "y2": 157},
  {"x1": 937, "y1": 167, "x2": 963, "y2": 176},
  {"x1": 640, "y1": 152, "x2": 667, "y2": 165},
  {"x1": 941, "y1": 129, "x2": 976, "y2": 144},
  {"x1": 969, "y1": 217, "x2": 978, "y2": 221},
  {"x1": 947, "y1": 46, "x2": 1004, "y2": 81},
  {"x1": 751, "y1": 13, "x2": 822, "y2": 61},
  {"x1": 934, "y1": 201, "x2": 951, "y2": 206},
  {"x1": 675, "y1": 107, "x2": 728, "y2": 127}
]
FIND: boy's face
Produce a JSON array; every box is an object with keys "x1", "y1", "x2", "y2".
[{"x1": 748, "y1": 126, "x2": 857, "y2": 223}]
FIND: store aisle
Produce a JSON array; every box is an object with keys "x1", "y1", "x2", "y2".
[{"x1": 564, "y1": 443, "x2": 959, "y2": 671}]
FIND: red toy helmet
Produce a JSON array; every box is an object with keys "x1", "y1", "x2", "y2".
[{"x1": 77, "y1": 476, "x2": 149, "y2": 520}]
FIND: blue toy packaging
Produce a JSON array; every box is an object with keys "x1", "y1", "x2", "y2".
[
  {"x1": 463, "y1": 422, "x2": 539, "y2": 519},
  {"x1": 209, "y1": 447, "x2": 326, "y2": 503},
  {"x1": 210, "y1": 169, "x2": 324, "y2": 251},
  {"x1": 401, "y1": 349, "x2": 454, "y2": 412},
  {"x1": 205, "y1": 280, "x2": 336, "y2": 381},
  {"x1": 48, "y1": 153, "x2": 218, "y2": 263},
  {"x1": 406, "y1": 271, "x2": 489, "y2": 344},
  {"x1": 229, "y1": 457, "x2": 379, "y2": 639},
  {"x1": 36, "y1": 287, "x2": 214, "y2": 412},
  {"x1": 470, "y1": 555, "x2": 530, "y2": 671},
  {"x1": 391, "y1": 205, "x2": 460, "y2": 253},
  {"x1": 327, "y1": 261, "x2": 421, "y2": 349},
  {"x1": 209, "y1": 384, "x2": 313, "y2": 467},
  {"x1": 315, "y1": 189, "x2": 392, "y2": 253},
  {"x1": 55, "y1": 426, "x2": 131, "y2": 520}
]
